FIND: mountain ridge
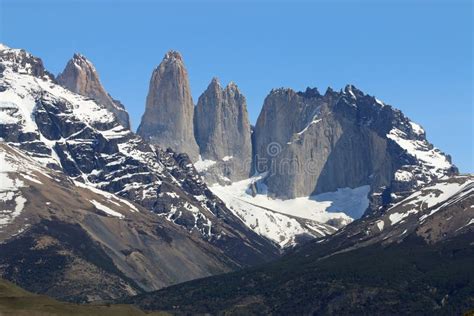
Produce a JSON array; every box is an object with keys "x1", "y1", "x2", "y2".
[{"x1": 0, "y1": 44, "x2": 460, "y2": 250}]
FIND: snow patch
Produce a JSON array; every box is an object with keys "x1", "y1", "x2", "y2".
[
  {"x1": 409, "y1": 121, "x2": 424, "y2": 136},
  {"x1": 297, "y1": 118, "x2": 321, "y2": 135},
  {"x1": 0, "y1": 149, "x2": 27, "y2": 228},
  {"x1": 376, "y1": 220, "x2": 384, "y2": 231},
  {"x1": 75, "y1": 181, "x2": 139, "y2": 213},
  {"x1": 211, "y1": 175, "x2": 359, "y2": 224},
  {"x1": 394, "y1": 170, "x2": 413, "y2": 182},
  {"x1": 389, "y1": 210, "x2": 417, "y2": 225},
  {"x1": 90, "y1": 200, "x2": 125, "y2": 219},
  {"x1": 209, "y1": 174, "x2": 368, "y2": 246},
  {"x1": 21, "y1": 174, "x2": 42, "y2": 184},
  {"x1": 419, "y1": 181, "x2": 474, "y2": 221},
  {"x1": 387, "y1": 128, "x2": 452, "y2": 177},
  {"x1": 375, "y1": 98, "x2": 385, "y2": 107},
  {"x1": 194, "y1": 156, "x2": 217, "y2": 172}
]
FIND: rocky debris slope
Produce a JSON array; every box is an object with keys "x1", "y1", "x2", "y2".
[
  {"x1": 0, "y1": 45, "x2": 280, "y2": 300},
  {"x1": 137, "y1": 51, "x2": 199, "y2": 161},
  {"x1": 57, "y1": 53, "x2": 130, "y2": 129},
  {"x1": 0, "y1": 143, "x2": 235, "y2": 302},
  {"x1": 194, "y1": 78, "x2": 253, "y2": 184}
]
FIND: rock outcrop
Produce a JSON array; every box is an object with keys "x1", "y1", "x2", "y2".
[
  {"x1": 194, "y1": 78, "x2": 252, "y2": 183},
  {"x1": 57, "y1": 53, "x2": 130, "y2": 129},
  {"x1": 137, "y1": 51, "x2": 199, "y2": 161}
]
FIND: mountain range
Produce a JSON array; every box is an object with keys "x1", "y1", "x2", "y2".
[
  {"x1": 136, "y1": 50, "x2": 458, "y2": 247},
  {"x1": 0, "y1": 45, "x2": 277, "y2": 302},
  {"x1": 0, "y1": 43, "x2": 472, "y2": 314}
]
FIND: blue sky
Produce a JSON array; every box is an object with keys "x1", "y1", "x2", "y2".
[{"x1": 0, "y1": 0, "x2": 472, "y2": 172}]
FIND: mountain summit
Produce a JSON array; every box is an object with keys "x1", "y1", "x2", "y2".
[
  {"x1": 194, "y1": 77, "x2": 253, "y2": 183},
  {"x1": 137, "y1": 50, "x2": 199, "y2": 161},
  {"x1": 57, "y1": 53, "x2": 130, "y2": 129}
]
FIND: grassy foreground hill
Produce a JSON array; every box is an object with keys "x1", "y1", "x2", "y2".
[{"x1": 0, "y1": 278, "x2": 165, "y2": 316}]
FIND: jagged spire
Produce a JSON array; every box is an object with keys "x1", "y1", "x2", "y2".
[
  {"x1": 57, "y1": 53, "x2": 130, "y2": 129},
  {"x1": 194, "y1": 78, "x2": 252, "y2": 182},
  {"x1": 137, "y1": 50, "x2": 199, "y2": 161},
  {"x1": 343, "y1": 84, "x2": 364, "y2": 99}
]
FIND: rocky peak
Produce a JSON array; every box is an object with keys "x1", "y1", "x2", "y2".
[
  {"x1": 224, "y1": 82, "x2": 246, "y2": 101},
  {"x1": 207, "y1": 77, "x2": 222, "y2": 91},
  {"x1": 343, "y1": 84, "x2": 364, "y2": 99},
  {"x1": 0, "y1": 45, "x2": 52, "y2": 80},
  {"x1": 324, "y1": 86, "x2": 335, "y2": 95},
  {"x1": 225, "y1": 81, "x2": 237, "y2": 90},
  {"x1": 269, "y1": 87, "x2": 296, "y2": 97},
  {"x1": 69, "y1": 53, "x2": 97, "y2": 74},
  {"x1": 72, "y1": 52, "x2": 90, "y2": 63},
  {"x1": 137, "y1": 50, "x2": 199, "y2": 161},
  {"x1": 57, "y1": 53, "x2": 130, "y2": 129},
  {"x1": 164, "y1": 50, "x2": 183, "y2": 62},
  {"x1": 194, "y1": 78, "x2": 252, "y2": 183},
  {"x1": 297, "y1": 87, "x2": 320, "y2": 98}
]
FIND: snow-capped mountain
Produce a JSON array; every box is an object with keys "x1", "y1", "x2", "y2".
[
  {"x1": 253, "y1": 85, "x2": 457, "y2": 201},
  {"x1": 199, "y1": 85, "x2": 457, "y2": 247},
  {"x1": 133, "y1": 49, "x2": 457, "y2": 248},
  {"x1": 0, "y1": 44, "x2": 280, "y2": 301}
]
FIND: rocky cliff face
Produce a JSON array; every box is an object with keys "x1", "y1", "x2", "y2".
[
  {"x1": 57, "y1": 53, "x2": 130, "y2": 129},
  {"x1": 253, "y1": 85, "x2": 458, "y2": 210},
  {"x1": 137, "y1": 51, "x2": 199, "y2": 161},
  {"x1": 194, "y1": 78, "x2": 252, "y2": 183}
]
